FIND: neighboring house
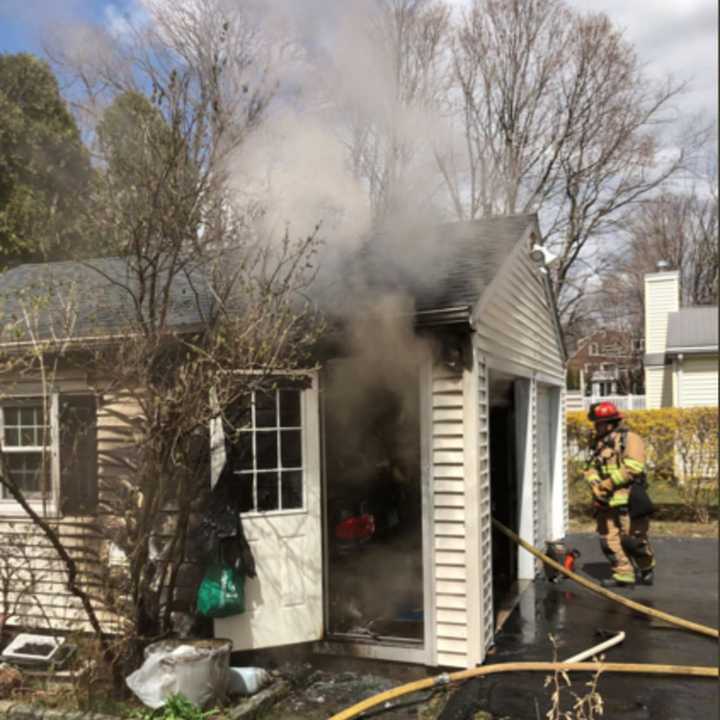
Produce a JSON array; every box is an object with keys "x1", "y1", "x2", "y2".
[
  {"x1": 643, "y1": 270, "x2": 719, "y2": 408},
  {"x1": 567, "y1": 329, "x2": 643, "y2": 397},
  {"x1": 0, "y1": 214, "x2": 567, "y2": 670}
]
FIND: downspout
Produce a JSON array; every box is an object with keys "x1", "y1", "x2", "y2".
[{"x1": 676, "y1": 353, "x2": 684, "y2": 407}]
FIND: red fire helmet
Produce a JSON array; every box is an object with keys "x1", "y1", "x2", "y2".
[{"x1": 588, "y1": 400, "x2": 623, "y2": 423}]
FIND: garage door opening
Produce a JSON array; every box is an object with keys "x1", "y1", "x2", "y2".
[
  {"x1": 489, "y1": 371, "x2": 521, "y2": 623},
  {"x1": 323, "y1": 360, "x2": 424, "y2": 644}
]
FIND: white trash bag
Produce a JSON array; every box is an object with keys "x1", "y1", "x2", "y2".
[{"x1": 126, "y1": 639, "x2": 231, "y2": 709}]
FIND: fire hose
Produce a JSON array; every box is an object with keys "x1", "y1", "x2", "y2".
[
  {"x1": 491, "y1": 518, "x2": 719, "y2": 639},
  {"x1": 328, "y1": 519, "x2": 719, "y2": 720},
  {"x1": 328, "y1": 662, "x2": 717, "y2": 720}
]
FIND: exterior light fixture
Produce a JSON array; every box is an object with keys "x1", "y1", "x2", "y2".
[{"x1": 530, "y1": 243, "x2": 558, "y2": 269}]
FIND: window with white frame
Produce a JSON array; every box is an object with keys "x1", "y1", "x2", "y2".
[
  {"x1": 0, "y1": 394, "x2": 97, "y2": 514},
  {"x1": 231, "y1": 388, "x2": 304, "y2": 513},
  {"x1": 1, "y1": 400, "x2": 50, "y2": 499}
]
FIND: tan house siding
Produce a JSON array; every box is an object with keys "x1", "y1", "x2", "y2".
[
  {"x1": 0, "y1": 519, "x2": 119, "y2": 632},
  {"x1": 0, "y1": 387, "x2": 141, "y2": 634}
]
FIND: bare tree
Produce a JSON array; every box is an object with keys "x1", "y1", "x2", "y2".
[
  {"x1": 441, "y1": 0, "x2": 697, "y2": 323},
  {"x1": 339, "y1": 0, "x2": 451, "y2": 226},
  {"x1": 597, "y1": 163, "x2": 718, "y2": 331},
  {"x1": 1, "y1": 0, "x2": 324, "y2": 680}
]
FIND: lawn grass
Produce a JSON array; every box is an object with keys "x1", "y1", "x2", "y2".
[{"x1": 568, "y1": 474, "x2": 685, "y2": 506}]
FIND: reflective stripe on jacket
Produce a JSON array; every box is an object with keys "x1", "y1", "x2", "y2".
[{"x1": 587, "y1": 427, "x2": 646, "y2": 507}]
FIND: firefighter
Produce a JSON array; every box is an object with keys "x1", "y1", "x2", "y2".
[{"x1": 584, "y1": 401, "x2": 655, "y2": 587}]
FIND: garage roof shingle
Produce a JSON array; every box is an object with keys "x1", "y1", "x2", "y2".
[{"x1": 325, "y1": 214, "x2": 537, "y2": 316}]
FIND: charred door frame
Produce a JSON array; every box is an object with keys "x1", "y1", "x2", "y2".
[{"x1": 316, "y1": 356, "x2": 434, "y2": 666}]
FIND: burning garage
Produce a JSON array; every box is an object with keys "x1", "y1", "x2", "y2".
[
  {"x1": 0, "y1": 213, "x2": 567, "y2": 671},
  {"x1": 213, "y1": 212, "x2": 568, "y2": 668}
]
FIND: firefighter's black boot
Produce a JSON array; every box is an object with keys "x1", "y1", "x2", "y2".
[
  {"x1": 638, "y1": 569, "x2": 654, "y2": 586},
  {"x1": 601, "y1": 572, "x2": 635, "y2": 588}
]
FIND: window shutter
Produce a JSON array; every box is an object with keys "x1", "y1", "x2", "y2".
[{"x1": 59, "y1": 395, "x2": 98, "y2": 515}]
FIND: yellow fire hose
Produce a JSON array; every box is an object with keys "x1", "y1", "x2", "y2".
[
  {"x1": 328, "y1": 519, "x2": 719, "y2": 720},
  {"x1": 491, "y1": 518, "x2": 719, "y2": 639},
  {"x1": 329, "y1": 662, "x2": 718, "y2": 720}
]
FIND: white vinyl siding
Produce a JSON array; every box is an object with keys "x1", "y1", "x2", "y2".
[
  {"x1": 535, "y1": 385, "x2": 551, "y2": 554},
  {"x1": 559, "y1": 389, "x2": 569, "y2": 537},
  {"x1": 644, "y1": 273, "x2": 679, "y2": 355},
  {"x1": 645, "y1": 366, "x2": 672, "y2": 409},
  {"x1": 472, "y1": 235, "x2": 566, "y2": 646},
  {"x1": 431, "y1": 363, "x2": 470, "y2": 668},
  {"x1": 474, "y1": 252, "x2": 564, "y2": 384},
  {"x1": 678, "y1": 356, "x2": 719, "y2": 407},
  {"x1": 474, "y1": 350, "x2": 493, "y2": 653}
]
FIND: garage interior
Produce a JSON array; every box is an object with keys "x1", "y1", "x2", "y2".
[
  {"x1": 322, "y1": 359, "x2": 424, "y2": 644},
  {"x1": 489, "y1": 371, "x2": 521, "y2": 623}
]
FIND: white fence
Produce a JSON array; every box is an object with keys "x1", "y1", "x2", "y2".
[{"x1": 566, "y1": 392, "x2": 646, "y2": 412}]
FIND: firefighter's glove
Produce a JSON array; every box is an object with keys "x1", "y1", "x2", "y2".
[
  {"x1": 590, "y1": 478, "x2": 614, "y2": 502},
  {"x1": 583, "y1": 469, "x2": 601, "y2": 485}
]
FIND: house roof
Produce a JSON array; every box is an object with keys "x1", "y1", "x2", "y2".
[
  {"x1": 666, "y1": 306, "x2": 718, "y2": 353},
  {"x1": 325, "y1": 214, "x2": 538, "y2": 319},
  {"x1": 0, "y1": 214, "x2": 546, "y2": 344},
  {"x1": 0, "y1": 257, "x2": 213, "y2": 344}
]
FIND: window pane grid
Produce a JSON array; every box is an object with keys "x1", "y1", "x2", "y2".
[
  {"x1": 2, "y1": 404, "x2": 50, "y2": 449},
  {"x1": 232, "y1": 389, "x2": 304, "y2": 513},
  {"x1": 4, "y1": 452, "x2": 48, "y2": 498},
  {"x1": 1, "y1": 402, "x2": 51, "y2": 500}
]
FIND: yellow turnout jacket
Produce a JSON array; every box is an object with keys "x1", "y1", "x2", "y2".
[{"x1": 585, "y1": 426, "x2": 646, "y2": 508}]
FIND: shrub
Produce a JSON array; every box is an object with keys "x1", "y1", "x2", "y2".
[
  {"x1": 566, "y1": 407, "x2": 718, "y2": 521},
  {"x1": 131, "y1": 694, "x2": 217, "y2": 720}
]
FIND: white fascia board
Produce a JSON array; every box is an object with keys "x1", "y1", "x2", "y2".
[
  {"x1": 644, "y1": 271, "x2": 681, "y2": 283},
  {"x1": 666, "y1": 346, "x2": 718, "y2": 354}
]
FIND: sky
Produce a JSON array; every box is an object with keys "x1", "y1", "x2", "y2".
[{"x1": 0, "y1": 0, "x2": 716, "y2": 126}]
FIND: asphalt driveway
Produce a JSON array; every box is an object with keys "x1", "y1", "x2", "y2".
[{"x1": 440, "y1": 533, "x2": 719, "y2": 720}]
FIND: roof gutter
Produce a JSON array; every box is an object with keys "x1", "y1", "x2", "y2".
[
  {"x1": 665, "y1": 345, "x2": 718, "y2": 355},
  {"x1": 0, "y1": 322, "x2": 206, "y2": 354}
]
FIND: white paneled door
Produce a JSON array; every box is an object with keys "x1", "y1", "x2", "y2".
[{"x1": 214, "y1": 375, "x2": 324, "y2": 649}]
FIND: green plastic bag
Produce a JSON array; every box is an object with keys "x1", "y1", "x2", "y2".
[{"x1": 196, "y1": 563, "x2": 246, "y2": 618}]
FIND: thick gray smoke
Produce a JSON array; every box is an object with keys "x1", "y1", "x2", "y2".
[
  {"x1": 45, "y1": 0, "x2": 458, "y2": 334},
  {"x1": 227, "y1": 0, "x2": 454, "y2": 282},
  {"x1": 45, "y1": 0, "x2": 456, "y2": 303}
]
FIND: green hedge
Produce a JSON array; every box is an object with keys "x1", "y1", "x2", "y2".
[{"x1": 567, "y1": 407, "x2": 718, "y2": 521}]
